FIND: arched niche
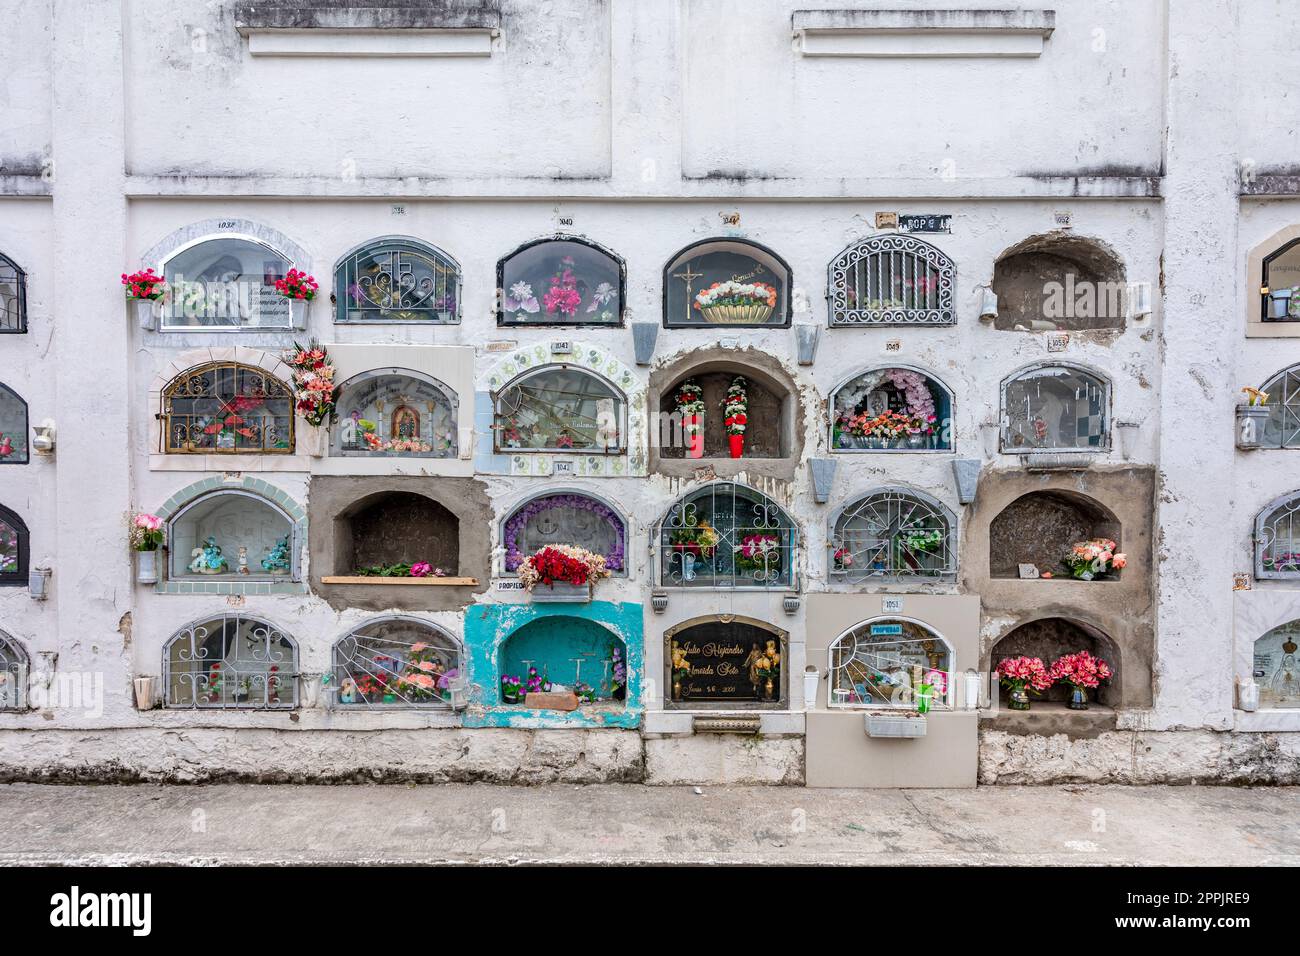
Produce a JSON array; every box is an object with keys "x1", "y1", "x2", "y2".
[
  {"x1": 659, "y1": 362, "x2": 792, "y2": 460},
  {"x1": 830, "y1": 488, "x2": 957, "y2": 582},
  {"x1": 166, "y1": 489, "x2": 298, "y2": 581},
  {"x1": 655, "y1": 481, "x2": 798, "y2": 590},
  {"x1": 0, "y1": 503, "x2": 29, "y2": 587},
  {"x1": 827, "y1": 617, "x2": 954, "y2": 709},
  {"x1": 332, "y1": 367, "x2": 458, "y2": 458},
  {"x1": 1000, "y1": 362, "x2": 1110, "y2": 453},
  {"x1": 332, "y1": 616, "x2": 463, "y2": 709},
  {"x1": 498, "y1": 235, "x2": 624, "y2": 326},
  {"x1": 1259, "y1": 364, "x2": 1300, "y2": 448},
  {"x1": 988, "y1": 490, "x2": 1120, "y2": 579},
  {"x1": 989, "y1": 617, "x2": 1122, "y2": 707},
  {"x1": 828, "y1": 235, "x2": 955, "y2": 326},
  {"x1": 0, "y1": 631, "x2": 28, "y2": 710},
  {"x1": 829, "y1": 366, "x2": 953, "y2": 452},
  {"x1": 334, "y1": 490, "x2": 460, "y2": 576},
  {"x1": 493, "y1": 363, "x2": 626, "y2": 454},
  {"x1": 163, "y1": 613, "x2": 298, "y2": 709},
  {"x1": 0, "y1": 251, "x2": 26, "y2": 333},
  {"x1": 0, "y1": 382, "x2": 29, "y2": 463},
  {"x1": 160, "y1": 360, "x2": 295, "y2": 455},
  {"x1": 663, "y1": 238, "x2": 792, "y2": 328},
  {"x1": 1255, "y1": 490, "x2": 1300, "y2": 579},
  {"x1": 501, "y1": 491, "x2": 627, "y2": 574},
  {"x1": 1254, "y1": 621, "x2": 1300, "y2": 709},
  {"x1": 664, "y1": 615, "x2": 787, "y2": 709},
  {"x1": 991, "y1": 233, "x2": 1127, "y2": 332},
  {"x1": 333, "y1": 235, "x2": 461, "y2": 324},
  {"x1": 497, "y1": 616, "x2": 628, "y2": 706}
]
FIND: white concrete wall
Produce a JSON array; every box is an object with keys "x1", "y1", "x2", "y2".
[{"x1": 0, "y1": 0, "x2": 1298, "y2": 781}]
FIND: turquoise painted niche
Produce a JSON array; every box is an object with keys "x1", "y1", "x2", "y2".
[{"x1": 463, "y1": 600, "x2": 643, "y2": 729}]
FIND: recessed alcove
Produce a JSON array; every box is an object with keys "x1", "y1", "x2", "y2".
[
  {"x1": 659, "y1": 369, "x2": 785, "y2": 459},
  {"x1": 168, "y1": 490, "x2": 296, "y2": 580},
  {"x1": 497, "y1": 617, "x2": 628, "y2": 707},
  {"x1": 989, "y1": 617, "x2": 1122, "y2": 707},
  {"x1": 664, "y1": 617, "x2": 788, "y2": 710},
  {"x1": 991, "y1": 234, "x2": 1127, "y2": 332},
  {"x1": 334, "y1": 491, "x2": 460, "y2": 575},
  {"x1": 988, "y1": 490, "x2": 1120, "y2": 579}
]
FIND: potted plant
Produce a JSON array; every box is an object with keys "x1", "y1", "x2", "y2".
[
  {"x1": 518, "y1": 545, "x2": 611, "y2": 602},
  {"x1": 1061, "y1": 538, "x2": 1126, "y2": 581},
  {"x1": 693, "y1": 279, "x2": 778, "y2": 325},
  {"x1": 129, "y1": 512, "x2": 164, "y2": 585},
  {"x1": 675, "y1": 379, "x2": 705, "y2": 458},
  {"x1": 721, "y1": 376, "x2": 748, "y2": 458},
  {"x1": 122, "y1": 268, "x2": 166, "y2": 330},
  {"x1": 1048, "y1": 650, "x2": 1113, "y2": 710},
  {"x1": 284, "y1": 341, "x2": 337, "y2": 457},
  {"x1": 994, "y1": 655, "x2": 1053, "y2": 711},
  {"x1": 1236, "y1": 386, "x2": 1270, "y2": 450},
  {"x1": 274, "y1": 268, "x2": 317, "y2": 330},
  {"x1": 500, "y1": 674, "x2": 523, "y2": 704}
]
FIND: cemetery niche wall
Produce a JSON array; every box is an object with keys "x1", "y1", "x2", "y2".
[
  {"x1": 991, "y1": 233, "x2": 1127, "y2": 332},
  {"x1": 463, "y1": 600, "x2": 643, "y2": 730}
]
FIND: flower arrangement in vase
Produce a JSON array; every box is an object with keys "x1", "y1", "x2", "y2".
[
  {"x1": 721, "y1": 376, "x2": 748, "y2": 457},
  {"x1": 285, "y1": 340, "x2": 337, "y2": 429},
  {"x1": 121, "y1": 268, "x2": 166, "y2": 300},
  {"x1": 501, "y1": 674, "x2": 523, "y2": 704},
  {"x1": 832, "y1": 546, "x2": 854, "y2": 571},
  {"x1": 261, "y1": 536, "x2": 291, "y2": 575},
  {"x1": 394, "y1": 641, "x2": 455, "y2": 704},
  {"x1": 609, "y1": 645, "x2": 627, "y2": 701},
  {"x1": 694, "y1": 280, "x2": 778, "y2": 325},
  {"x1": 1049, "y1": 650, "x2": 1112, "y2": 710},
  {"x1": 274, "y1": 268, "x2": 318, "y2": 302},
  {"x1": 129, "y1": 512, "x2": 165, "y2": 584},
  {"x1": 675, "y1": 379, "x2": 705, "y2": 458},
  {"x1": 994, "y1": 655, "x2": 1053, "y2": 711},
  {"x1": 518, "y1": 545, "x2": 610, "y2": 592},
  {"x1": 669, "y1": 522, "x2": 719, "y2": 559},
  {"x1": 188, "y1": 536, "x2": 229, "y2": 575},
  {"x1": 1062, "y1": 538, "x2": 1126, "y2": 581},
  {"x1": 734, "y1": 532, "x2": 781, "y2": 577}
]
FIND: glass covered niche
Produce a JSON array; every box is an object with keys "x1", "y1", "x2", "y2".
[
  {"x1": 493, "y1": 366, "x2": 625, "y2": 454},
  {"x1": 1255, "y1": 621, "x2": 1300, "y2": 708},
  {"x1": 333, "y1": 618, "x2": 462, "y2": 708},
  {"x1": 502, "y1": 493, "x2": 626, "y2": 574},
  {"x1": 828, "y1": 619, "x2": 953, "y2": 709},
  {"x1": 831, "y1": 490, "x2": 956, "y2": 581},
  {"x1": 829, "y1": 367, "x2": 952, "y2": 451},
  {"x1": 0, "y1": 383, "x2": 28, "y2": 463},
  {"x1": 161, "y1": 362, "x2": 295, "y2": 454},
  {"x1": 1001, "y1": 365, "x2": 1109, "y2": 452},
  {"x1": 658, "y1": 482, "x2": 797, "y2": 589},
  {"x1": 335, "y1": 237, "x2": 460, "y2": 324},
  {"x1": 162, "y1": 236, "x2": 294, "y2": 329},
  {"x1": 666, "y1": 619, "x2": 786, "y2": 707},
  {"x1": 0, "y1": 632, "x2": 26, "y2": 710},
  {"x1": 164, "y1": 614, "x2": 297, "y2": 709},
  {"x1": 167, "y1": 490, "x2": 296, "y2": 580},
  {"x1": 498, "y1": 237, "x2": 622, "y2": 326},
  {"x1": 333, "y1": 369, "x2": 457, "y2": 458},
  {"x1": 663, "y1": 239, "x2": 790, "y2": 328}
]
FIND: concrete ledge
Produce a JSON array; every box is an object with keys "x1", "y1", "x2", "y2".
[
  {"x1": 235, "y1": 3, "x2": 501, "y2": 32},
  {"x1": 794, "y1": 8, "x2": 1055, "y2": 58},
  {"x1": 235, "y1": 4, "x2": 500, "y2": 57}
]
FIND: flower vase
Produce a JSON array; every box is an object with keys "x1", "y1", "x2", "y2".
[
  {"x1": 685, "y1": 414, "x2": 704, "y2": 459},
  {"x1": 907, "y1": 434, "x2": 925, "y2": 449},
  {"x1": 136, "y1": 549, "x2": 159, "y2": 585},
  {"x1": 1008, "y1": 685, "x2": 1031, "y2": 711},
  {"x1": 1067, "y1": 686, "x2": 1089, "y2": 710},
  {"x1": 728, "y1": 433, "x2": 744, "y2": 458}
]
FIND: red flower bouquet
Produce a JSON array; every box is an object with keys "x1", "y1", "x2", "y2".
[
  {"x1": 122, "y1": 268, "x2": 166, "y2": 300},
  {"x1": 274, "y1": 268, "x2": 318, "y2": 301},
  {"x1": 518, "y1": 545, "x2": 611, "y2": 592}
]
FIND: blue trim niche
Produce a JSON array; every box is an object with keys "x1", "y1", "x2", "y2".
[{"x1": 463, "y1": 600, "x2": 643, "y2": 729}]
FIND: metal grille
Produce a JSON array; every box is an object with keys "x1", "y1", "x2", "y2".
[
  {"x1": 658, "y1": 482, "x2": 798, "y2": 589},
  {"x1": 1257, "y1": 492, "x2": 1300, "y2": 579},
  {"x1": 494, "y1": 366, "x2": 625, "y2": 454},
  {"x1": 1262, "y1": 365, "x2": 1300, "y2": 448},
  {"x1": 336, "y1": 238, "x2": 460, "y2": 323},
  {"x1": 0, "y1": 633, "x2": 26, "y2": 710},
  {"x1": 0, "y1": 253, "x2": 25, "y2": 333},
  {"x1": 161, "y1": 361, "x2": 295, "y2": 454},
  {"x1": 1001, "y1": 364, "x2": 1109, "y2": 452},
  {"x1": 164, "y1": 614, "x2": 298, "y2": 709},
  {"x1": 829, "y1": 236, "x2": 955, "y2": 326},
  {"x1": 332, "y1": 617, "x2": 464, "y2": 709},
  {"x1": 828, "y1": 620, "x2": 953, "y2": 710},
  {"x1": 831, "y1": 490, "x2": 956, "y2": 582}
]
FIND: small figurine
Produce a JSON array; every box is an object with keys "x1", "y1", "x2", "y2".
[
  {"x1": 189, "y1": 536, "x2": 229, "y2": 575},
  {"x1": 339, "y1": 677, "x2": 358, "y2": 705},
  {"x1": 237, "y1": 546, "x2": 250, "y2": 575}
]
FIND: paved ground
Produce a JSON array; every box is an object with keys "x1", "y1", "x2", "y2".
[{"x1": 0, "y1": 783, "x2": 1295, "y2": 865}]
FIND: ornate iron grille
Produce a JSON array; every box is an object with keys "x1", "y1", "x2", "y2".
[
  {"x1": 1001, "y1": 364, "x2": 1109, "y2": 452},
  {"x1": 1262, "y1": 365, "x2": 1300, "y2": 448},
  {"x1": 658, "y1": 482, "x2": 798, "y2": 589},
  {"x1": 164, "y1": 614, "x2": 298, "y2": 709},
  {"x1": 831, "y1": 491, "x2": 955, "y2": 582},
  {"x1": 336, "y1": 238, "x2": 460, "y2": 323},
  {"x1": 161, "y1": 361, "x2": 294, "y2": 454},
  {"x1": 332, "y1": 618, "x2": 463, "y2": 709},
  {"x1": 493, "y1": 366, "x2": 625, "y2": 454},
  {"x1": 828, "y1": 620, "x2": 953, "y2": 709},
  {"x1": 828, "y1": 235, "x2": 955, "y2": 326},
  {"x1": 0, "y1": 633, "x2": 26, "y2": 710},
  {"x1": 1257, "y1": 492, "x2": 1300, "y2": 579},
  {"x1": 0, "y1": 253, "x2": 26, "y2": 333}
]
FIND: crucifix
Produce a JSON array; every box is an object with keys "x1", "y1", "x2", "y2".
[{"x1": 672, "y1": 261, "x2": 704, "y2": 323}]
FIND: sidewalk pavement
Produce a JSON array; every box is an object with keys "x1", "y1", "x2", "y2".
[{"x1": 0, "y1": 783, "x2": 1295, "y2": 865}]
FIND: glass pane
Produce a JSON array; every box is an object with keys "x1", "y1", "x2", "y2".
[
  {"x1": 163, "y1": 363, "x2": 294, "y2": 454},
  {"x1": 0, "y1": 385, "x2": 27, "y2": 462},
  {"x1": 169, "y1": 493, "x2": 294, "y2": 580},
  {"x1": 831, "y1": 368, "x2": 950, "y2": 451},
  {"x1": 1255, "y1": 621, "x2": 1300, "y2": 708},
  {"x1": 0, "y1": 636, "x2": 24, "y2": 709},
  {"x1": 166, "y1": 616, "x2": 296, "y2": 708},
  {"x1": 832, "y1": 493, "x2": 953, "y2": 581},
  {"x1": 1260, "y1": 495, "x2": 1300, "y2": 575},
  {"x1": 503, "y1": 494, "x2": 625, "y2": 572},
  {"x1": 333, "y1": 620, "x2": 461, "y2": 708},
  {"x1": 500, "y1": 240, "x2": 620, "y2": 325},
  {"x1": 0, "y1": 257, "x2": 23, "y2": 332},
  {"x1": 334, "y1": 372, "x2": 457, "y2": 457},
  {"x1": 1262, "y1": 368, "x2": 1300, "y2": 448},
  {"x1": 336, "y1": 241, "x2": 458, "y2": 323},
  {"x1": 828, "y1": 620, "x2": 951, "y2": 709},
  {"x1": 659, "y1": 483, "x2": 794, "y2": 588},
  {"x1": 163, "y1": 237, "x2": 292, "y2": 329},
  {"x1": 1004, "y1": 367, "x2": 1107, "y2": 451},
  {"x1": 495, "y1": 368, "x2": 623, "y2": 452},
  {"x1": 0, "y1": 518, "x2": 19, "y2": 575},
  {"x1": 664, "y1": 241, "x2": 787, "y2": 327},
  {"x1": 1264, "y1": 242, "x2": 1300, "y2": 321},
  {"x1": 668, "y1": 621, "x2": 784, "y2": 704}
]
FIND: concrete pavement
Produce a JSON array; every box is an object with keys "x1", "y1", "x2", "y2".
[{"x1": 0, "y1": 783, "x2": 1295, "y2": 865}]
